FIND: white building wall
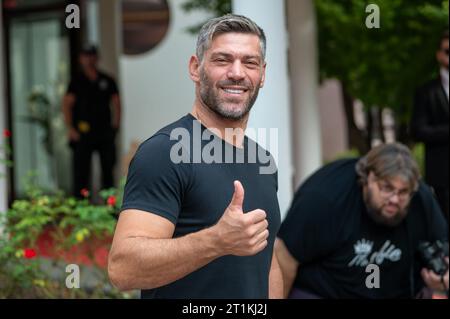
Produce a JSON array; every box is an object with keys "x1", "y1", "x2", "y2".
[
  {"x1": 318, "y1": 79, "x2": 348, "y2": 162},
  {"x1": 287, "y1": 0, "x2": 323, "y2": 188},
  {"x1": 0, "y1": 4, "x2": 8, "y2": 213},
  {"x1": 120, "y1": 0, "x2": 211, "y2": 168}
]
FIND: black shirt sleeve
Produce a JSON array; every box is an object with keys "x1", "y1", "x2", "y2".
[
  {"x1": 121, "y1": 134, "x2": 191, "y2": 225},
  {"x1": 66, "y1": 78, "x2": 78, "y2": 95},
  {"x1": 278, "y1": 190, "x2": 338, "y2": 264}
]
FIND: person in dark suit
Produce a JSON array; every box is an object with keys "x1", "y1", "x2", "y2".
[{"x1": 411, "y1": 30, "x2": 449, "y2": 220}]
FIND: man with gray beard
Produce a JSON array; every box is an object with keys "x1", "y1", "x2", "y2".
[{"x1": 108, "y1": 14, "x2": 282, "y2": 299}]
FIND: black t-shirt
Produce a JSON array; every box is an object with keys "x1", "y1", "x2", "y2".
[
  {"x1": 121, "y1": 114, "x2": 281, "y2": 299},
  {"x1": 67, "y1": 71, "x2": 118, "y2": 138},
  {"x1": 278, "y1": 158, "x2": 448, "y2": 298}
]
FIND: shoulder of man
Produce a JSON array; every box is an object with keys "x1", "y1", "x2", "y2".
[
  {"x1": 301, "y1": 157, "x2": 359, "y2": 189},
  {"x1": 407, "y1": 180, "x2": 448, "y2": 242},
  {"x1": 288, "y1": 157, "x2": 360, "y2": 211},
  {"x1": 413, "y1": 181, "x2": 437, "y2": 206},
  {"x1": 135, "y1": 115, "x2": 194, "y2": 157}
]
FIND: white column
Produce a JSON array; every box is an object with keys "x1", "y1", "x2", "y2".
[
  {"x1": 95, "y1": 0, "x2": 122, "y2": 192},
  {"x1": 287, "y1": 0, "x2": 322, "y2": 187},
  {"x1": 86, "y1": 0, "x2": 100, "y2": 45},
  {"x1": 98, "y1": 0, "x2": 121, "y2": 78},
  {"x1": 232, "y1": 0, "x2": 293, "y2": 218},
  {"x1": 1, "y1": 4, "x2": 8, "y2": 217}
]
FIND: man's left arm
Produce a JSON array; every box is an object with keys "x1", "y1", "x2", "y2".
[{"x1": 269, "y1": 251, "x2": 284, "y2": 299}]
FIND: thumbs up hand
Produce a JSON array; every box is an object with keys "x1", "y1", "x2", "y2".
[{"x1": 212, "y1": 181, "x2": 269, "y2": 257}]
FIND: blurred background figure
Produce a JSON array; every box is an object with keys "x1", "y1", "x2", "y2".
[
  {"x1": 411, "y1": 30, "x2": 449, "y2": 220},
  {"x1": 276, "y1": 143, "x2": 448, "y2": 299},
  {"x1": 62, "y1": 45, "x2": 121, "y2": 198}
]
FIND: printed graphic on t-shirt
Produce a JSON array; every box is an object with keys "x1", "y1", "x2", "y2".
[{"x1": 348, "y1": 238, "x2": 402, "y2": 267}]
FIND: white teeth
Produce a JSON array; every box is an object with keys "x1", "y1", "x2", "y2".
[{"x1": 223, "y1": 89, "x2": 244, "y2": 94}]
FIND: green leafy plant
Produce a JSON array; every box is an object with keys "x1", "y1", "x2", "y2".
[
  {"x1": 0, "y1": 129, "x2": 13, "y2": 179},
  {"x1": 411, "y1": 142, "x2": 425, "y2": 177},
  {"x1": 23, "y1": 86, "x2": 54, "y2": 155},
  {"x1": 0, "y1": 176, "x2": 130, "y2": 298},
  {"x1": 181, "y1": 0, "x2": 231, "y2": 33},
  {"x1": 316, "y1": 0, "x2": 449, "y2": 149}
]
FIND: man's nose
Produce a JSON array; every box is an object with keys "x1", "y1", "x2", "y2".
[
  {"x1": 227, "y1": 61, "x2": 245, "y2": 81},
  {"x1": 389, "y1": 193, "x2": 400, "y2": 204}
]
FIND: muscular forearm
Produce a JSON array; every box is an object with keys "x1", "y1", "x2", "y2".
[
  {"x1": 274, "y1": 238, "x2": 298, "y2": 298},
  {"x1": 281, "y1": 269, "x2": 296, "y2": 298},
  {"x1": 108, "y1": 227, "x2": 222, "y2": 291},
  {"x1": 62, "y1": 95, "x2": 75, "y2": 129},
  {"x1": 111, "y1": 95, "x2": 121, "y2": 129},
  {"x1": 62, "y1": 106, "x2": 72, "y2": 129}
]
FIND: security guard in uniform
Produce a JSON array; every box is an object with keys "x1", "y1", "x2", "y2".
[{"x1": 62, "y1": 45, "x2": 121, "y2": 197}]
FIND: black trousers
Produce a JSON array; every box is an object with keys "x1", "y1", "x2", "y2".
[{"x1": 71, "y1": 138, "x2": 116, "y2": 197}]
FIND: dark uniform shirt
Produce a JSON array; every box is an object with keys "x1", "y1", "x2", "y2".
[{"x1": 67, "y1": 71, "x2": 118, "y2": 141}]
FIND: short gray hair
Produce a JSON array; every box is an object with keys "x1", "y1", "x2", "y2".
[
  {"x1": 196, "y1": 14, "x2": 266, "y2": 63},
  {"x1": 355, "y1": 143, "x2": 421, "y2": 191}
]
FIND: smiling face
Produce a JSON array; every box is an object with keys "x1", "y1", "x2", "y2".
[{"x1": 190, "y1": 32, "x2": 266, "y2": 120}]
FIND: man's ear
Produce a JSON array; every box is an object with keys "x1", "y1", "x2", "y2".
[
  {"x1": 189, "y1": 55, "x2": 201, "y2": 82},
  {"x1": 259, "y1": 62, "x2": 267, "y2": 88}
]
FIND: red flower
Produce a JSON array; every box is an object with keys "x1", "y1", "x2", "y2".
[
  {"x1": 80, "y1": 188, "x2": 89, "y2": 198},
  {"x1": 24, "y1": 248, "x2": 37, "y2": 259},
  {"x1": 3, "y1": 129, "x2": 11, "y2": 138},
  {"x1": 107, "y1": 195, "x2": 116, "y2": 207}
]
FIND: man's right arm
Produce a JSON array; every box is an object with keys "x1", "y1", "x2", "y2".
[
  {"x1": 108, "y1": 181, "x2": 269, "y2": 291},
  {"x1": 108, "y1": 209, "x2": 220, "y2": 291},
  {"x1": 62, "y1": 93, "x2": 80, "y2": 141}
]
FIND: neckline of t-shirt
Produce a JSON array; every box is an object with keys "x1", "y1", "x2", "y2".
[{"x1": 185, "y1": 113, "x2": 247, "y2": 152}]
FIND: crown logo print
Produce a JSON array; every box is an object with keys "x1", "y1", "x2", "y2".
[{"x1": 354, "y1": 239, "x2": 373, "y2": 255}]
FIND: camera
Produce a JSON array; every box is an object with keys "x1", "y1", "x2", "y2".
[{"x1": 417, "y1": 240, "x2": 449, "y2": 276}]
